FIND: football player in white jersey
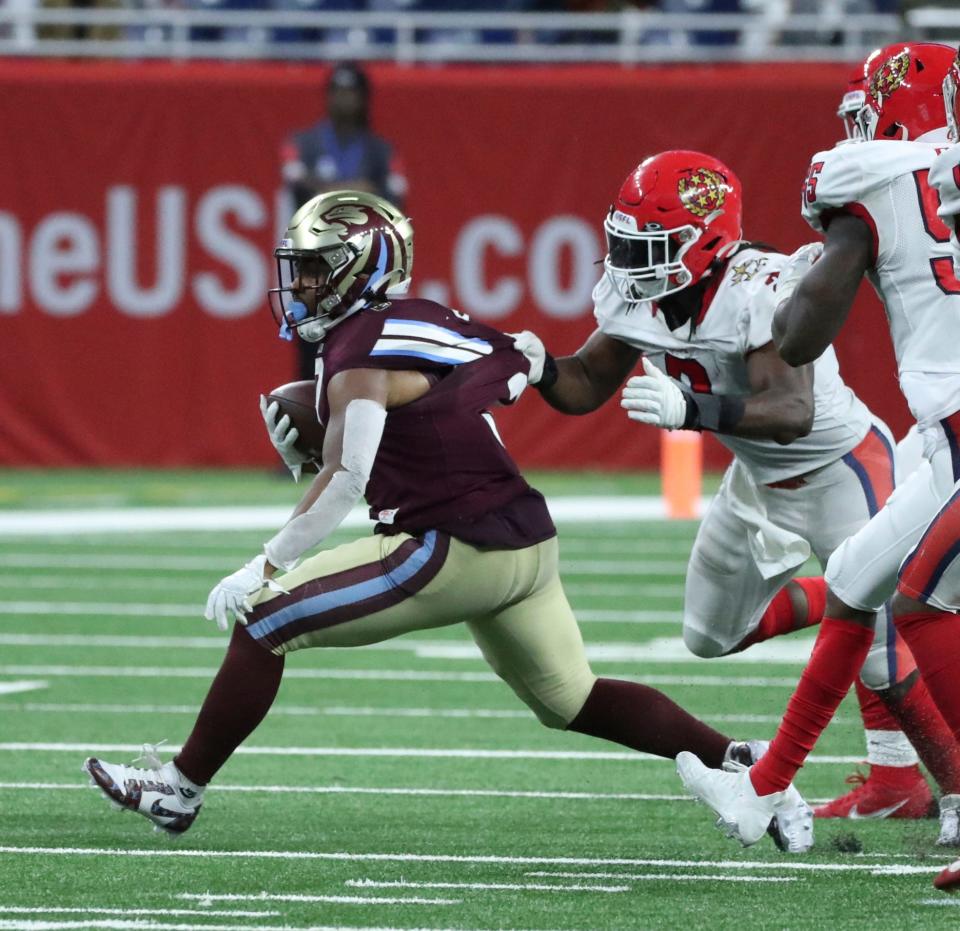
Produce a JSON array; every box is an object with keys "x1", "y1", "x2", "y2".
[
  {"x1": 514, "y1": 147, "x2": 960, "y2": 823},
  {"x1": 902, "y1": 58, "x2": 960, "y2": 894},
  {"x1": 673, "y1": 43, "x2": 960, "y2": 863}
]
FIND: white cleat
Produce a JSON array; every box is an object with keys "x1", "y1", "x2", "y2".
[
  {"x1": 677, "y1": 750, "x2": 783, "y2": 848},
  {"x1": 719, "y1": 741, "x2": 814, "y2": 854},
  {"x1": 775, "y1": 782, "x2": 815, "y2": 854},
  {"x1": 938, "y1": 794, "x2": 960, "y2": 847},
  {"x1": 83, "y1": 743, "x2": 203, "y2": 836}
]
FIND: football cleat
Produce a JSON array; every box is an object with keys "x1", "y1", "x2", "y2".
[
  {"x1": 934, "y1": 858, "x2": 960, "y2": 891},
  {"x1": 83, "y1": 744, "x2": 203, "y2": 836},
  {"x1": 726, "y1": 739, "x2": 814, "y2": 854},
  {"x1": 938, "y1": 794, "x2": 960, "y2": 846},
  {"x1": 813, "y1": 765, "x2": 934, "y2": 820},
  {"x1": 677, "y1": 751, "x2": 783, "y2": 848}
]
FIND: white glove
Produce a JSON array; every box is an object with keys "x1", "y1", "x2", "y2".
[
  {"x1": 510, "y1": 330, "x2": 547, "y2": 385},
  {"x1": 774, "y1": 242, "x2": 824, "y2": 311},
  {"x1": 204, "y1": 554, "x2": 285, "y2": 632},
  {"x1": 621, "y1": 358, "x2": 690, "y2": 429},
  {"x1": 260, "y1": 394, "x2": 310, "y2": 482}
]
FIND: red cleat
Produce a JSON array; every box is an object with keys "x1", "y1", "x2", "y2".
[
  {"x1": 934, "y1": 858, "x2": 960, "y2": 891},
  {"x1": 813, "y1": 764, "x2": 934, "y2": 819}
]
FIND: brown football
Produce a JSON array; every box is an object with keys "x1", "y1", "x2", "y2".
[{"x1": 265, "y1": 379, "x2": 325, "y2": 464}]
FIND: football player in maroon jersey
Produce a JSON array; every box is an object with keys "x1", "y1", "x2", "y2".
[{"x1": 82, "y1": 190, "x2": 811, "y2": 851}]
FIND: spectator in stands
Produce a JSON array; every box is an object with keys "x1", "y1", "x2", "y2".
[
  {"x1": 280, "y1": 61, "x2": 408, "y2": 381},
  {"x1": 38, "y1": 0, "x2": 122, "y2": 41},
  {"x1": 270, "y1": 0, "x2": 362, "y2": 46}
]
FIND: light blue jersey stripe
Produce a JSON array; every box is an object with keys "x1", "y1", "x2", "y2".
[
  {"x1": 383, "y1": 318, "x2": 491, "y2": 350},
  {"x1": 369, "y1": 348, "x2": 472, "y2": 365},
  {"x1": 247, "y1": 531, "x2": 439, "y2": 640}
]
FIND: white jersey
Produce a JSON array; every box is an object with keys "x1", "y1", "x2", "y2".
[
  {"x1": 930, "y1": 143, "x2": 960, "y2": 274},
  {"x1": 802, "y1": 140, "x2": 960, "y2": 427},
  {"x1": 593, "y1": 247, "x2": 871, "y2": 484}
]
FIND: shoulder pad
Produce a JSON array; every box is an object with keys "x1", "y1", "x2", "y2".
[{"x1": 802, "y1": 141, "x2": 939, "y2": 232}]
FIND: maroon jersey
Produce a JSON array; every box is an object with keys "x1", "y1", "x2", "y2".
[{"x1": 315, "y1": 298, "x2": 556, "y2": 549}]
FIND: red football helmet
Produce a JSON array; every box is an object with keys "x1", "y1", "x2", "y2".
[
  {"x1": 603, "y1": 151, "x2": 743, "y2": 303},
  {"x1": 848, "y1": 42, "x2": 959, "y2": 142}
]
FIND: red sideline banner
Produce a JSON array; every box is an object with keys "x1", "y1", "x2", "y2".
[{"x1": 0, "y1": 61, "x2": 908, "y2": 469}]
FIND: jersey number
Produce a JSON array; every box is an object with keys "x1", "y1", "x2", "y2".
[
  {"x1": 802, "y1": 162, "x2": 824, "y2": 208},
  {"x1": 914, "y1": 169, "x2": 960, "y2": 295},
  {"x1": 665, "y1": 355, "x2": 713, "y2": 394}
]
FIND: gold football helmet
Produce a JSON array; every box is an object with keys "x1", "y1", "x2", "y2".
[{"x1": 269, "y1": 190, "x2": 414, "y2": 342}]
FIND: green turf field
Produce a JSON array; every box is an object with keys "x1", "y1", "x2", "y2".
[{"x1": 0, "y1": 470, "x2": 957, "y2": 931}]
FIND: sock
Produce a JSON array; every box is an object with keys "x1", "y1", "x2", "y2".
[
  {"x1": 883, "y1": 666, "x2": 960, "y2": 794},
  {"x1": 854, "y1": 678, "x2": 918, "y2": 766},
  {"x1": 750, "y1": 617, "x2": 874, "y2": 795},
  {"x1": 568, "y1": 677, "x2": 731, "y2": 768},
  {"x1": 894, "y1": 611, "x2": 960, "y2": 746},
  {"x1": 736, "y1": 577, "x2": 827, "y2": 651},
  {"x1": 175, "y1": 623, "x2": 285, "y2": 786},
  {"x1": 169, "y1": 764, "x2": 205, "y2": 807}
]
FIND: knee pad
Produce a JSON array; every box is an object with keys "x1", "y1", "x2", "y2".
[
  {"x1": 683, "y1": 622, "x2": 728, "y2": 659},
  {"x1": 529, "y1": 670, "x2": 598, "y2": 730},
  {"x1": 858, "y1": 649, "x2": 892, "y2": 691}
]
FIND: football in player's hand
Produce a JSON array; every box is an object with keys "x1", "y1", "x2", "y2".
[{"x1": 265, "y1": 380, "x2": 326, "y2": 462}]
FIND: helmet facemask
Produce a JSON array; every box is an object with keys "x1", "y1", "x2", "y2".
[
  {"x1": 268, "y1": 191, "x2": 415, "y2": 344},
  {"x1": 838, "y1": 89, "x2": 868, "y2": 142},
  {"x1": 943, "y1": 64, "x2": 960, "y2": 143},
  {"x1": 603, "y1": 213, "x2": 701, "y2": 304},
  {"x1": 269, "y1": 244, "x2": 359, "y2": 343}
]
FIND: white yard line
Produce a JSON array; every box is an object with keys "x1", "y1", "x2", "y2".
[
  {"x1": 0, "y1": 782, "x2": 839, "y2": 805},
  {"x1": 0, "y1": 846, "x2": 940, "y2": 875},
  {"x1": 0, "y1": 665, "x2": 805, "y2": 687},
  {"x1": 0, "y1": 781, "x2": 692, "y2": 802},
  {"x1": 0, "y1": 558, "x2": 687, "y2": 577},
  {"x1": 185, "y1": 894, "x2": 460, "y2": 907},
  {"x1": 0, "y1": 633, "x2": 815, "y2": 666},
  {"x1": 523, "y1": 871, "x2": 796, "y2": 883},
  {"x1": 565, "y1": 583, "x2": 683, "y2": 597},
  {"x1": 0, "y1": 702, "x2": 534, "y2": 720},
  {"x1": 0, "y1": 665, "x2": 502, "y2": 683},
  {"x1": 1, "y1": 701, "x2": 823, "y2": 726},
  {"x1": 559, "y1": 561, "x2": 687, "y2": 575},
  {"x1": 0, "y1": 576, "x2": 207, "y2": 592},
  {"x1": 344, "y1": 879, "x2": 628, "y2": 894},
  {"x1": 0, "y1": 497, "x2": 710, "y2": 536},
  {"x1": 0, "y1": 742, "x2": 865, "y2": 764},
  {"x1": 0, "y1": 606, "x2": 681, "y2": 624},
  {"x1": 0, "y1": 602, "x2": 207, "y2": 616},
  {"x1": 0, "y1": 576, "x2": 684, "y2": 598},
  {"x1": 0, "y1": 909, "x2": 281, "y2": 919},
  {"x1": 0, "y1": 922, "x2": 550, "y2": 931},
  {"x1": 0, "y1": 681, "x2": 47, "y2": 696}
]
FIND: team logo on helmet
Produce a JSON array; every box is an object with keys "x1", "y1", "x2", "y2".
[
  {"x1": 319, "y1": 204, "x2": 369, "y2": 232},
  {"x1": 678, "y1": 168, "x2": 728, "y2": 219},
  {"x1": 870, "y1": 50, "x2": 909, "y2": 103}
]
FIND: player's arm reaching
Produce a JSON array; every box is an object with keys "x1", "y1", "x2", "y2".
[
  {"x1": 204, "y1": 368, "x2": 427, "y2": 631},
  {"x1": 620, "y1": 343, "x2": 814, "y2": 445},
  {"x1": 512, "y1": 328, "x2": 641, "y2": 414},
  {"x1": 772, "y1": 215, "x2": 873, "y2": 366}
]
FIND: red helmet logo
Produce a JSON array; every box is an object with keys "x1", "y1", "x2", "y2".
[
  {"x1": 869, "y1": 50, "x2": 909, "y2": 104},
  {"x1": 678, "y1": 168, "x2": 729, "y2": 219}
]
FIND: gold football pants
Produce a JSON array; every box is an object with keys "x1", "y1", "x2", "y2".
[{"x1": 246, "y1": 531, "x2": 596, "y2": 729}]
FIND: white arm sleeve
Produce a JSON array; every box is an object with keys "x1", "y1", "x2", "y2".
[{"x1": 263, "y1": 398, "x2": 387, "y2": 571}]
